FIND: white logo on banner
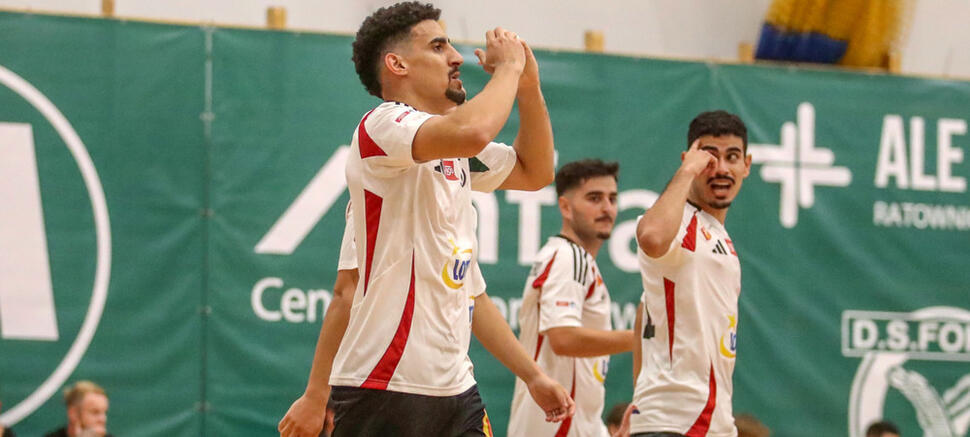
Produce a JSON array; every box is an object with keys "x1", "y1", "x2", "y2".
[
  {"x1": 844, "y1": 307, "x2": 970, "y2": 437},
  {"x1": 0, "y1": 65, "x2": 112, "y2": 425},
  {"x1": 255, "y1": 146, "x2": 350, "y2": 255},
  {"x1": 749, "y1": 102, "x2": 852, "y2": 228},
  {"x1": 0, "y1": 122, "x2": 58, "y2": 341}
]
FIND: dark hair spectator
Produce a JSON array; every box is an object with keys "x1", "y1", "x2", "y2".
[{"x1": 866, "y1": 420, "x2": 901, "y2": 437}]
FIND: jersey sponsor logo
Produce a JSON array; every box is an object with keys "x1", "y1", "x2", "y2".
[
  {"x1": 844, "y1": 307, "x2": 970, "y2": 437},
  {"x1": 555, "y1": 300, "x2": 576, "y2": 308},
  {"x1": 0, "y1": 65, "x2": 112, "y2": 425},
  {"x1": 701, "y1": 226, "x2": 712, "y2": 241},
  {"x1": 749, "y1": 102, "x2": 852, "y2": 228},
  {"x1": 394, "y1": 110, "x2": 412, "y2": 123},
  {"x1": 719, "y1": 315, "x2": 738, "y2": 358},
  {"x1": 441, "y1": 239, "x2": 473, "y2": 290}
]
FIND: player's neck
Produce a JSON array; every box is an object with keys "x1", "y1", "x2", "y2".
[
  {"x1": 558, "y1": 226, "x2": 602, "y2": 258},
  {"x1": 382, "y1": 88, "x2": 452, "y2": 115},
  {"x1": 687, "y1": 197, "x2": 728, "y2": 224}
]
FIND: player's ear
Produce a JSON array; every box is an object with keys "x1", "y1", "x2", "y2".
[
  {"x1": 384, "y1": 52, "x2": 408, "y2": 77},
  {"x1": 558, "y1": 196, "x2": 571, "y2": 220},
  {"x1": 743, "y1": 152, "x2": 752, "y2": 178}
]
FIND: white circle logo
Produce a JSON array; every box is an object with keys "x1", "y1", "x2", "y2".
[{"x1": 0, "y1": 65, "x2": 112, "y2": 425}]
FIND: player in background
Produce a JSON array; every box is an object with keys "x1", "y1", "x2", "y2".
[
  {"x1": 627, "y1": 111, "x2": 751, "y2": 437},
  {"x1": 509, "y1": 159, "x2": 635, "y2": 437}
]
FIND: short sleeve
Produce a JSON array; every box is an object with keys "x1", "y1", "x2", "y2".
[
  {"x1": 470, "y1": 142, "x2": 517, "y2": 193},
  {"x1": 337, "y1": 203, "x2": 358, "y2": 270},
  {"x1": 536, "y1": 248, "x2": 586, "y2": 332},
  {"x1": 466, "y1": 260, "x2": 486, "y2": 298},
  {"x1": 358, "y1": 103, "x2": 434, "y2": 177},
  {"x1": 636, "y1": 213, "x2": 689, "y2": 267}
]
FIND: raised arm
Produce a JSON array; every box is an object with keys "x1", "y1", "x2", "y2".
[
  {"x1": 412, "y1": 28, "x2": 525, "y2": 162},
  {"x1": 636, "y1": 140, "x2": 715, "y2": 257},
  {"x1": 471, "y1": 292, "x2": 575, "y2": 422},
  {"x1": 279, "y1": 269, "x2": 358, "y2": 437},
  {"x1": 498, "y1": 41, "x2": 555, "y2": 191}
]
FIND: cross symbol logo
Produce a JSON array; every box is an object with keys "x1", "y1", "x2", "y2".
[{"x1": 749, "y1": 102, "x2": 852, "y2": 228}]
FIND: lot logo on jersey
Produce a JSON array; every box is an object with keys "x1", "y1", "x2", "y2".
[
  {"x1": 593, "y1": 358, "x2": 609, "y2": 383},
  {"x1": 844, "y1": 307, "x2": 970, "y2": 437},
  {"x1": 441, "y1": 239, "x2": 473, "y2": 290},
  {"x1": 719, "y1": 315, "x2": 737, "y2": 358},
  {"x1": 749, "y1": 102, "x2": 852, "y2": 228},
  {"x1": 0, "y1": 65, "x2": 111, "y2": 425}
]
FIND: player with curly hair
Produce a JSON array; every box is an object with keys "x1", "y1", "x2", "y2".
[{"x1": 279, "y1": 2, "x2": 571, "y2": 436}]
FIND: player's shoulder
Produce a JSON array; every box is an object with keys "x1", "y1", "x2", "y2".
[
  {"x1": 366, "y1": 100, "x2": 427, "y2": 123},
  {"x1": 547, "y1": 235, "x2": 592, "y2": 282},
  {"x1": 683, "y1": 201, "x2": 701, "y2": 219}
]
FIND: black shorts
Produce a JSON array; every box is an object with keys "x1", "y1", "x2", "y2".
[{"x1": 330, "y1": 385, "x2": 493, "y2": 437}]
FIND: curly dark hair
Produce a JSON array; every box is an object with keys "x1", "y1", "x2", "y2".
[
  {"x1": 687, "y1": 110, "x2": 748, "y2": 151},
  {"x1": 352, "y1": 2, "x2": 441, "y2": 98},
  {"x1": 555, "y1": 159, "x2": 620, "y2": 197}
]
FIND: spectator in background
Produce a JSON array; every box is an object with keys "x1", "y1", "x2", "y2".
[
  {"x1": 44, "y1": 381, "x2": 112, "y2": 437},
  {"x1": 1, "y1": 397, "x2": 18, "y2": 437},
  {"x1": 866, "y1": 420, "x2": 901, "y2": 437},
  {"x1": 605, "y1": 402, "x2": 630, "y2": 435},
  {"x1": 735, "y1": 413, "x2": 771, "y2": 437}
]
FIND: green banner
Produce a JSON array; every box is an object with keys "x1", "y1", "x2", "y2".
[{"x1": 1, "y1": 12, "x2": 968, "y2": 437}]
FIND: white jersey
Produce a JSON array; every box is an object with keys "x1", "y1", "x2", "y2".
[
  {"x1": 331, "y1": 101, "x2": 516, "y2": 396},
  {"x1": 631, "y1": 204, "x2": 740, "y2": 437},
  {"x1": 509, "y1": 236, "x2": 613, "y2": 437},
  {"x1": 337, "y1": 202, "x2": 358, "y2": 270}
]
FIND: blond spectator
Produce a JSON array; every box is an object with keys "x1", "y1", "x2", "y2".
[{"x1": 43, "y1": 381, "x2": 111, "y2": 437}]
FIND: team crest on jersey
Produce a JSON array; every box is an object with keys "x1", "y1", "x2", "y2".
[
  {"x1": 720, "y1": 315, "x2": 738, "y2": 358},
  {"x1": 441, "y1": 159, "x2": 458, "y2": 180},
  {"x1": 435, "y1": 159, "x2": 468, "y2": 186},
  {"x1": 441, "y1": 239, "x2": 473, "y2": 290}
]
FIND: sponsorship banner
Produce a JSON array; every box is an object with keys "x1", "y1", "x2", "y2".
[
  {"x1": 1, "y1": 11, "x2": 967, "y2": 437},
  {"x1": 0, "y1": 12, "x2": 206, "y2": 437}
]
